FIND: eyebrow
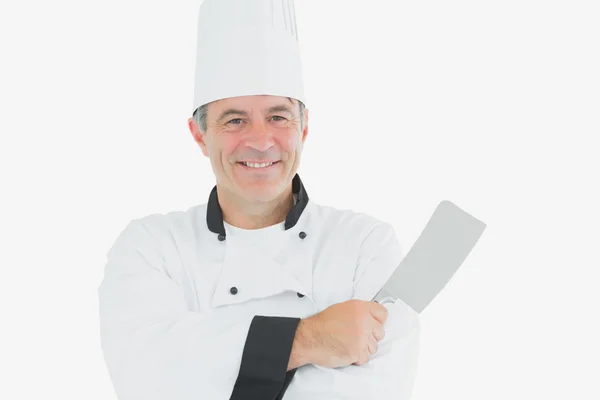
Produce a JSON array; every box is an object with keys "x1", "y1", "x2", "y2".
[
  {"x1": 267, "y1": 105, "x2": 295, "y2": 115},
  {"x1": 216, "y1": 109, "x2": 247, "y2": 124},
  {"x1": 216, "y1": 104, "x2": 296, "y2": 124}
]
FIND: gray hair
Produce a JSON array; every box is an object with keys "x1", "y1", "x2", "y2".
[{"x1": 192, "y1": 97, "x2": 306, "y2": 134}]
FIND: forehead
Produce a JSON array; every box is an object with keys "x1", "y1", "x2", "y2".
[{"x1": 210, "y1": 95, "x2": 296, "y2": 113}]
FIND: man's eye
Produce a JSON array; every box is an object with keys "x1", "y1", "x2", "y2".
[
  {"x1": 271, "y1": 116, "x2": 286, "y2": 121},
  {"x1": 228, "y1": 118, "x2": 243, "y2": 125}
]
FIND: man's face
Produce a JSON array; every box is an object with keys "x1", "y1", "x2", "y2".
[{"x1": 188, "y1": 95, "x2": 308, "y2": 203}]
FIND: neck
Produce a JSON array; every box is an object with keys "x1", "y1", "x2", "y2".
[{"x1": 217, "y1": 184, "x2": 294, "y2": 230}]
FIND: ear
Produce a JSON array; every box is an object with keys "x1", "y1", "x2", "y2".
[
  {"x1": 301, "y1": 108, "x2": 309, "y2": 144},
  {"x1": 188, "y1": 117, "x2": 210, "y2": 157}
]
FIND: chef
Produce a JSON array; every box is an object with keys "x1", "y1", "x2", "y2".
[{"x1": 97, "y1": 0, "x2": 421, "y2": 399}]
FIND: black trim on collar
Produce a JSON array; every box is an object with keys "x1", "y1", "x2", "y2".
[{"x1": 206, "y1": 173, "x2": 309, "y2": 236}]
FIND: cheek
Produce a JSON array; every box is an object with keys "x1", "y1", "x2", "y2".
[
  {"x1": 279, "y1": 131, "x2": 302, "y2": 153},
  {"x1": 213, "y1": 136, "x2": 240, "y2": 163}
]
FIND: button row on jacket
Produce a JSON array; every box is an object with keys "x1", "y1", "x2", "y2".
[
  {"x1": 228, "y1": 287, "x2": 305, "y2": 299},
  {"x1": 218, "y1": 232, "x2": 306, "y2": 241}
]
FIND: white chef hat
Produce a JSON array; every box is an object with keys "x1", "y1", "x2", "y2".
[{"x1": 192, "y1": 0, "x2": 307, "y2": 114}]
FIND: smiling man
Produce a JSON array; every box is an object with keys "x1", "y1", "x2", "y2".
[
  {"x1": 190, "y1": 95, "x2": 308, "y2": 230},
  {"x1": 98, "y1": 1, "x2": 421, "y2": 399}
]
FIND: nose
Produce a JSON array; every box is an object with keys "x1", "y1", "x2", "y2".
[{"x1": 243, "y1": 121, "x2": 275, "y2": 153}]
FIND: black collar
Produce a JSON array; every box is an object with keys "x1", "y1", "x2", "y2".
[{"x1": 206, "y1": 173, "x2": 309, "y2": 236}]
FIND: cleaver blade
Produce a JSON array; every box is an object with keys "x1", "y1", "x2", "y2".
[{"x1": 372, "y1": 200, "x2": 487, "y2": 313}]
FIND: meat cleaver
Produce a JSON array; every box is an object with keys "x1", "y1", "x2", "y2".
[{"x1": 372, "y1": 200, "x2": 487, "y2": 313}]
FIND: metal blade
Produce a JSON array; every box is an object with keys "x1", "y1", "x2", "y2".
[{"x1": 373, "y1": 200, "x2": 487, "y2": 313}]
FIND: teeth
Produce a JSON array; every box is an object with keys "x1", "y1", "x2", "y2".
[{"x1": 242, "y1": 162, "x2": 274, "y2": 168}]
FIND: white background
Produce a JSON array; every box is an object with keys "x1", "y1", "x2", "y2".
[{"x1": 1, "y1": 0, "x2": 598, "y2": 398}]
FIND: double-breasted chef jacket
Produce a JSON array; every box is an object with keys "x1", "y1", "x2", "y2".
[{"x1": 98, "y1": 174, "x2": 421, "y2": 400}]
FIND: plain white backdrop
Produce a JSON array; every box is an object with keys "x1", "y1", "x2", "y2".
[{"x1": 1, "y1": 0, "x2": 598, "y2": 398}]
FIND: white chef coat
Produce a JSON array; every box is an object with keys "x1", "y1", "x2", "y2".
[{"x1": 98, "y1": 174, "x2": 420, "y2": 400}]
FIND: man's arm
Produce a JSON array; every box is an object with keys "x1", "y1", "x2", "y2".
[
  {"x1": 98, "y1": 218, "x2": 301, "y2": 400},
  {"x1": 280, "y1": 222, "x2": 421, "y2": 399}
]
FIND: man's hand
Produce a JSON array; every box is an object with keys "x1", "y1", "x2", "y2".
[{"x1": 288, "y1": 299, "x2": 389, "y2": 370}]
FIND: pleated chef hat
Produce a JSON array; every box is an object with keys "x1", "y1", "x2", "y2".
[{"x1": 192, "y1": 0, "x2": 307, "y2": 114}]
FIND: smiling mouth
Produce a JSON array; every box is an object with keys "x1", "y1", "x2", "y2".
[{"x1": 237, "y1": 161, "x2": 281, "y2": 169}]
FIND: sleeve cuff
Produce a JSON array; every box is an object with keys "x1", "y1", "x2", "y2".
[{"x1": 229, "y1": 315, "x2": 301, "y2": 400}]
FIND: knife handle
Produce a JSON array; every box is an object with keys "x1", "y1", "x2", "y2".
[{"x1": 373, "y1": 296, "x2": 395, "y2": 305}]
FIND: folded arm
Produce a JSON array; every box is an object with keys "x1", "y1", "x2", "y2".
[
  {"x1": 283, "y1": 222, "x2": 421, "y2": 399},
  {"x1": 98, "y1": 218, "x2": 301, "y2": 400}
]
